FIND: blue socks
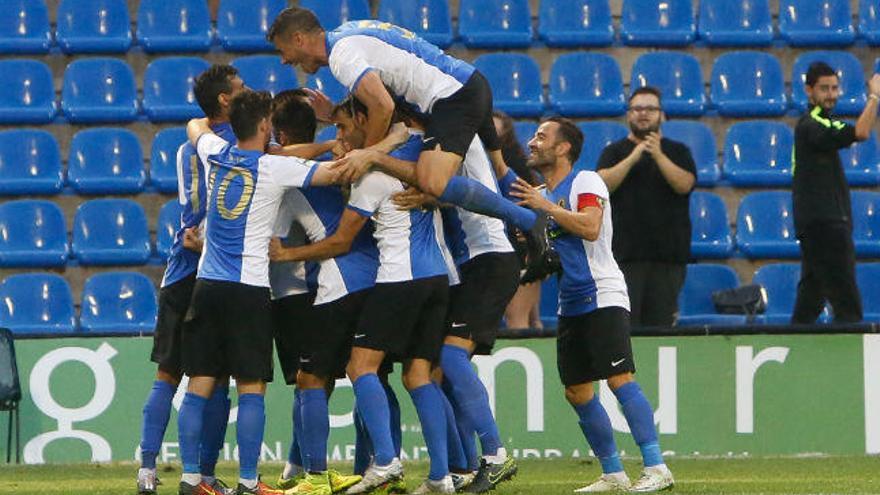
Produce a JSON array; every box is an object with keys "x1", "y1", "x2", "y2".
[
  {"x1": 574, "y1": 396, "x2": 622, "y2": 474},
  {"x1": 353, "y1": 408, "x2": 371, "y2": 476},
  {"x1": 178, "y1": 392, "x2": 208, "y2": 474},
  {"x1": 442, "y1": 379, "x2": 478, "y2": 471},
  {"x1": 353, "y1": 374, "x2": 395, "y2": 466},
  {"x1": 436, "y1": 383, "x2": 467, "y2": 472},
  {"x1": 300, "y1": 388, "x2": 329, "y2": 472},
  {"x1": 237, "y1": 394, "x2": 266, "y2": 481},
  {"x1": 140, "y1": 380, "x2": 176, "y2": 470},
  {"x1": 288, "y1": 389, "x2": 303, "y2": 467},
  {"x1": 383, "y1": 382, "x2": 402, "y2": 457},
  {"x1": 409, "y1": 383, "x2": 449, "y2": 481},
  {"x1": 440, "y1": 345, "x2": 502, "y2": 456},
  {"x1": 439, "y1": 175, "x2": 537, "y2": 231},
  {"x1": 614, "y1": 382, "x2": 663, "y2": 468},
  {"x1": 200, "y1": 386, "x2": 230, "y2": 477}
]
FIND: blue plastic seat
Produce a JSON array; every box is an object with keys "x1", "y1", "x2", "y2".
[
  {"x1": 68, "y1": 128, "x2": 145, "y2": 194},
  {"x1": 0, "y1": 0, "x2": 51, "y2": 53},
  {"x1": 0, "y1": 274, "x2": 76, "y2": 333},
  {"x1": 853, "y1": 191, "x2": 880, "y2": 257},
  {"x1": 711, "y1": 51, "x2": 787, "y2": 117},
  {"x1": 537, "y1": 0, "x2": 614, "y2": 47},
  {"x1": 136, "y1": 0, "x2": 212, "y2": 53},
  {"x1": 857, "y1": 263, "x2": 880, "y2": 322},
  {"x1": 661, "y1": 120, "x2": 720, "y2": 186},
  {"x1": 0, "y1": 129, "x2": 62, "y2": 195},
  {"x1": 736, "y1": 191, "x2": 800, "y2": 259},
  {"x1": 217, "y1": 0, "x2": 286, "y2": 52},
  {"x1": 791, "y1": 51, "x2": 865, "y2": 115},
  {"x1": 621, "y1": 0, "x2": 695, "y2": 46},
  {"x1": 513, "y1": 121, "x2": 538, "y2": 153},
  {"x1": 689, "y1": 192, "x2": 733, "y2": 259},
  {"x1": 548, "y1": 53, "x2": 624, "y2": 117},
  {"x1": 143, "y1": 57, "x2": 210, "y2": 122},
  {"x1": 575, "y1": 121, "x2": 628, "y2": 171},
  {"x1": 630, "y1": 52, "x2": 706, "y2": 116},
  {"x1": 232, "y1": 55, "x2": 299, "y2": 96},
  {"x1": 0, "y1": 59, "x2": 55, "y2": 124},
  {"x1": 0, "y1": 200, "x2": 67, "y2": 268},
  {"x1": 151, "y1": 127, "x2": 187, "y2": 193},
  {"x1": 56, "y1": 0, "x2": 132, "y2": 53},
  {"x1": 301, "y1": 0, "x2": 371, "y2": 30},
  {"x1": 860, "y1": 0, "x2": 880, "y2": 44},
  {"x1": 698, "y1": 0, "x2": 773, "y2": 47},
  {"x1": 72, "y1": 199, "x2": 151, "y2": 266},
  {"x1": 377, "y1": 0, "x2": 453, "y2": 48},
  {"x1": 474, "y1": 54, "x2": 544, "y2": 118},
  {"x1": 62, "y1": 58, "x2": 138, "y2": 124},
  {"x1": 753, "y1": 263, "x2": 813, "y2": 324},
  {"x1": 539, "y1": 275, "x2": 559, "y2": 327},
  {"x1": 459, "y1": 0, "x2": 532, "y2": 48},
  {"x1": 839, "y1": 128, "x2": 880, "y2": 185},
  {"x1": 678, "y1": 264, "x2": 747, "y2": 326},
  {"x1": 724, "y1": 121, "x2": 793, "y2": 187},
  {"x1": 80, "y1": 272, "x2": 158, "y2": 332},
  {"x1": 306, "y1": 67, "x2": 348, "y2": 104},
  {"x1": 157, "y1": 200, "x2": 183, "y2": 260},
  {"x1": 315, "y1": 125, "x2": 338, "y2": 144},
  {"x1": 779, "y1": 0, "x2": 855, "y2": 46}
]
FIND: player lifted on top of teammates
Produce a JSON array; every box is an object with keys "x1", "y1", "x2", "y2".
[{"x1": 266, "y1": 8, "x2": 559, "y2": 283}]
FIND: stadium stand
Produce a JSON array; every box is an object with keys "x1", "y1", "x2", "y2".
[
  {"x1": 136, "y1": 0, "x2": 213, "y2": 53},
  {"x1": 539, "y1": 275, "x2": 559, "y2": 326},
  {"x1": 853, "y1": 191, "x2": 880, "y2": 257},
  {"x1": 232, "y1": 55, "x2": 299, "y2": 96},
  {"x1": 306, "y1": 67, "x2": 348, "y2": 104},
  {"x1": 513, "y1": 121, "x2": 537, "y2": 152},
  {"x1": 473, "y1": 53, "x2": 545, "y2": 118},
  {"x1": 678, "y1": 264, "x2": 747, "y2": 325},
  {"x1": 377, "y1": 0, "x2": 454, "y2": 48},
  {"x1": 752, "y1": 263, "x2": 832, "y2": 324},
  {"x1": 61, "y1": 58, "x2": 139, "y2": 124},
  {"x1": 458, "y1": 0, "x2": 532, "y2": 48},
  {"x1": 839, "y1": 129, "x2": 880, "y2": 185},
  {"x1": 661, "y1": 120, "x2": 720, "y2": 186},
  {"x1": 67, "y1": 128, "x2": 146, "y2": 195},
  {"x1": 0, "y1": 273, "x2": 76, "y2": 334},
  {"x1": 0, "y1": 129, "x2": 63, "y2": 195},
  {"x1": 689, "y1": 192, "x2": 734, "y2": 259},
  {"x1": 736, "y1": 191, "x2": 801, "y2": 259},
  {"x1": 156, "y1": 200, "x2": 183, "y2": 261},
  {"x1": 79, "y1": 272, "x2": 158, "y2": 333},
  {"x1": 620, "y1": 0, "x2": 696, "y2": 46},
  {"x1": 548, "y1": 53, "x2": 625, "y2": 117},
  {"x1": 301, "y1": 0, "x2": 371, "y2": 30},
  {"x1": 791, "y1": 51, "x2": 867, "y2": 114},
  {"x1": 150, "y1": 127, "x2": 187, "y2": 194},
  {"x1": 859, "y1": 0, "x2": 880, "y2": 44},
  {"x1": 630, "y1": 52, "x2": 706, "y2": 116},
  {"x1": 710, "y1": 51, "x2": 787, "y2": 117},
  {"x1": 0, "y1": 0, "x2": 52, "y2": 54},
  {"x1": 0, "y1": 59, "x2": 56, "y2": 125},
  {"x1": 142, "y1": 57, "x2": 211, "y2": 122},
  {"x1": 537, "y1": 0, "x2": 614, "y2": 47},
  {"x1": 723, "y1": 121, "x2": 794, "y2": 187},
  {"x1": 71, "y1": 199, "x2": 152, "y2": 266},
  {"x1": 857, "y1": 263, "x2": 880, "y2": 321},
  {"x1": 0, "y1": 200, "x2": 67, "y2": 268},
  {"x1": 778, "y1": 0, "x2": 856, "y2": 46},
  {"x1": 216, "y1": 0, "x2": 287, "y2": 52},
  {"x1": 697, "y1": 0, "x2": 774, "y2": 46},
  {"x1": 55, "y1": 0, "x2": 133, "y2": 54},
  {"x1": 574, "y1": 121, "x2": 628, "y2": 171}
]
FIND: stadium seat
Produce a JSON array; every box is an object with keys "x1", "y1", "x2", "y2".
[
  {"x1": 710, "y1": 51, "x2": 787, "y2": 117},
  {"x1": 752, "y1": 263, "x2": 820, "y2": 324},
  {"x1": 853, "y1": 191, "x2": 880, "y2": 257},
  {"x1": 232, "y1": 55, "x2": 299, "y2": 96},
  {"x1": 678, "y1": 264, "x2": 747, "y2": 326},
  {"x1": 315, "y1": 125, "x2": 338, "y2": 144},
  {"x1": 377, "y1": 0, "x2": 453, "y2": 48},
  {"x1": 143, "y1": 57, "x2": 210, "y2": 122},
  {"x1": 458, "y1": 0, "x2": 532, "y2": 48},
  {"x1": 150, "y1": 127, "x2": 187, "y2": 193},
  {"x1": 779, "y1": 0, "x2": 855, "y2": 46},
  {"x1": 72, "y1": 199, "x2": 151, "y2": 266},
  {"x1": 217, "y1": 0, "x2": 287, "y2": 52},
  {"x1": 67, "y1": 128, "x2": 145, "y2": 195},
  {"x1": 697, "y1": 0, "x2": 773, "y2": 47},
  {"x1": 630, "y1": 52, "x2": 706, "y2": 117},
  {"x1": 80, "y1": 272, "x2": 158, "y2": 333},
  {"x1": 306, "y1": 67, "x2": 348, "y2": 104},
  {"x1": 0, "y1": 59, "x2": 55, "y2": 124},
  {"x1": 56, "y1": 0, "x2": 132, "y2": 54},
  {"x1": 513, "y1": 121, "x2": 538, "y2": 153},
  {"x1": 791, "y1": 51, "x2": 866, "y2": 115},
  {"x1": 473, "y1": 54, "x2": 544, "y2": 118},
  {"x1": 689, "y1": 192, "x2": 733, "y2": 259},
  {"x1": 661, "y1": 120, "x2": 720, "y2": 186},
  {"x1": 620, "y1": 0, "x2": 696, "y2": 46},
  {"x1": 0, "y1": 200, "x2": 67, "y2": 268},
  {"x1": 537, "y1": 0, "x2": 614, "y2": 47},
  {"x1": 857, "y1": 263, "x2": 880, "y2": 322},
  {"x1": 575, "y1": 121, "x2": 628, "y2": 171},
  {"x1": 302, "y1": 0, "x2": 371, "y2": 30},
  {"x1": 539, "y1": 275, "x2": 559, "y2": 327},
  {"x1": 548, "y1": 53, "x2": 625, "y2": 117},
  {"x1": 839, "y1": 128, "x2": 880, "y2": 185},
  {"x1": 136, "y1": 0, "x2": 212, "y2": 53},
  {"x1": 0, "y1": 0, "x2": 51, "y2": 53},
  {"x1": 736, "y1": 191, "x2": 800, "y2": 259},
  {"x1": 157, "y1": 200, "x2": 182, "y2": 260},
  {"x1": 0, "y1": 274, "x2": 76, "y2": 334},
  {"x1": 724, "y1": 121, "x2": 794, "y2": 187},
  {"x1": 61, "y1": 58, "x2": 138, "y2": 124},
  {"x1": 0, "y1": 129, "x2": 63, "y2": 195},
  {"x1": 860, "y1": 0, "x2": 880, "y2": 44}
]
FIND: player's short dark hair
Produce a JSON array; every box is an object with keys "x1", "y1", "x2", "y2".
[
  {"x1": 333, "y1": 95, "x2": 369, "y2": 120},
  {"x1": 629, "y1": 86, "x2": 662, "y2": 104},
  {"x1": 542, "y1": 116, "x2": 583, "y2": 163},
  {"x1": 230, "y1": 90, "x2": 273, "y2": 142},
  {"x1": 272, "y1": 91, "x2": 317, "y2": 144},
  {"x1": 806, "y1": 61, "x2": 838, "y2": 87},
  {"x1": 194, "y1": 64, "x2": 239, "y2": 119},
  {"x1": 267, "y1": 7, "x2": 323, "y2": 42}
]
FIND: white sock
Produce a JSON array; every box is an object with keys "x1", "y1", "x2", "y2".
[
  {"x1": 483, "y1": 447, "x2": 508, "y2": 465},
  {"x1": 138, "y1": 467, "x2": 155, "y2": 478},
  {"x1": 181, "y1": 473, "x2": 201, "y2": 486},
  {"x1": 282, "y1": 462, "x2": 304, "y2": 480},
  {"x1": 239, "y1": 477, "x2": 258, "y2": 489},
  {"x1": 202, "y1": 475, "x2": 216, "y2": 486}
]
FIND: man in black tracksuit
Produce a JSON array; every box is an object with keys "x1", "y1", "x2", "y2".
[{"x1": 791, "y1": 62, "x2": 880, "y2": 324}]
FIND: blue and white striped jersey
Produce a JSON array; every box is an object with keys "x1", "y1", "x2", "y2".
[{"x1": 268, "y1": 218, "x2": 319, "y2": 301}]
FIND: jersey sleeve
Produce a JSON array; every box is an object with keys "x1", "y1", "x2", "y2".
[
  {"x1": 195, "y1": 133, "x2": 228, "y2": 168},
  {"x1": 260, "y1": 155, "x2": 319, "y2": 189},
  {"x1": 570, "y1": 172, "x2": 609, "y2": 213},
  {"x1": 328, "y1": 37, "x2": 375, "y2": 93},
  {"x1": 273, "y1": 190, "x2": 299, "y2": 237},
  {"x1": 803, "y1": 112, "x2": 858, "y2": 151},
  {"x1": 347, "y1": 172, "x2": 389, "y2": 217}
]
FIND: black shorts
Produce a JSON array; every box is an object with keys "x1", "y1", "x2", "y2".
[
  {"x1": 182, "y1": 279, "x2": 275, "y2": 382},
  {"x1": 272, "y1": 292, "x2": 317, "y2": 385},
  {"x1": 355, "y1": 276, "x2": 449, "y2": 362},
  {"x1": 557, "y1": 306, "x2": 636, "y2": 386},
  {"x1": 150, "y1": 272, "x2": 197, "y2": 375},
  {"x1": 424, "y1": 71, "x2": 502, "y2": 158},
  {"x1": 303, "y1": 289, "x2": 372, "y2": 380},
  {"x1": 447, "y1": 252, "x2": 521, "y2": 354}
]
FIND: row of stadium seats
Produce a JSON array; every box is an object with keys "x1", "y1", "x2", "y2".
[
  {"x1": 540, "y1": 263, "x2": 880, "y2": 326},
  {"x1": 4, "y1": 0, "x2": 880, "y2": 54}
]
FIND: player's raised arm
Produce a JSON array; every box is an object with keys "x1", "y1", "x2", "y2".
[
  {"x1": 353, "y1": 71, "x2": 395, "y2": 146},
  {"x1": 270, "y1": 208, "x2": 368, "y2": 262},
  {"x1": 186, "y1": 117, "x2": 213, "y2": 146},
  {"x1": 510, "y1": 178, "x2": 602, "y2": 242}
]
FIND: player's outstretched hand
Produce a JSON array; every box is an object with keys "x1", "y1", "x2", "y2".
[
  {"x1": 303, "y1": 87, "x2": 334, "y2": 122},
  {"x1": 510, "y1": 177, "x2": 553, "y2": 212},
  {"x1": 392, "y1": 186, "x2": 437, "y2": 211},
  {"x1": 341, "y1": 149, "x2": 379, "y2": 183},
  {"x1": 268, "y1": 236, "x2": 293, "y2": 262}
]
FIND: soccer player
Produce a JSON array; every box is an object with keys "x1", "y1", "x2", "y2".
[
  {"x1": 176, "y1": 90, "x2": 347, "y2": 495},
  {"x1": 136, "y1": 64, "x2": 244, "y2": 495},
  {"x1": 510, "y1": 118, "x2": 675, "y2": 493},
  {"x1": 266, "y1": 9, "x2": 559, "y2": 282}
]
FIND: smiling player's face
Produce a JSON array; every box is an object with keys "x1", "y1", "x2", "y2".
[
  {"x1": 274, "y1": 32, "x2": 324, "y2": 75},
  {"x1": 332, "y1": 111, "x2": 367, "y2": 151}
]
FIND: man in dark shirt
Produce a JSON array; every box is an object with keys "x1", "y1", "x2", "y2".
[
  {"x1": 791, "y1": 62, "x2": 880, "y2": 324},
  {"x1": 596, "y1": 87, "x2": 696, "y2": 328}
]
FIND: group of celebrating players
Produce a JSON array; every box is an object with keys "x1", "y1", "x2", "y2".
[{"x1": 134, "y1": 6, "x2": 675, "y2": 495}]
